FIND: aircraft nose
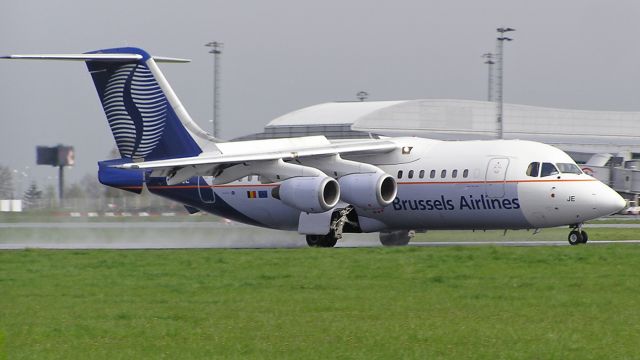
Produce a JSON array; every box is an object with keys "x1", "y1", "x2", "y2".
[{"x1": 597, "y1": 182, "x2": 627, "y2": 216}]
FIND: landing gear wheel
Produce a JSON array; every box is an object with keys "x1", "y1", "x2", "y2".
[
  {"x1": 305, "y1": 235, "x2": 322, "y2": 247},
  {"x1": 568, "y1": 230, "x2": 582, "y2": 246},
  {"x1": 306, "y1": 234, "x2": 337, "y2": 248},
  {"x1": 580, "y1": 230, "x2": 588, "y2": 244},
  {"x1": 379, "y1": 231, "x2": 411, "y2": 246},
  {"x1": 304, "y1": 207, "x2": 355, "y2": 248}
]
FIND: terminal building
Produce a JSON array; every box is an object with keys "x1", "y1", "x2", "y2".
[{"x1": 239, "y1": 99, "x2": 640, "y2": 204}]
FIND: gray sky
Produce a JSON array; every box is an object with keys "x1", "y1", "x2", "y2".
[{"x1": 2, "y1": 0, "x2": 639, "y2": 191}]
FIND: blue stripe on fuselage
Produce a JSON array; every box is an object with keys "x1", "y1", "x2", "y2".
[{"x1": 145, "y1": 177, "x2": 267, "y2": 227}]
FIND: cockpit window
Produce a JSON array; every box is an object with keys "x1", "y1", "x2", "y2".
[
  {"x1": 526, "y1": 162, "x2": 540, "y2": 177},
  {"x1": 540, "y1": 162, "x2": 559, "y2": 177},
  {"x1": 556, "y1": 163, "x2": 582, "y2": 174}
]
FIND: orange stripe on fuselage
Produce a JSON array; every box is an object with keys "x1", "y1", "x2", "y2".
[
  {"x1": 397, "y1": 179, "x2": 597, "y2": 185},
  {"x1": 125, "y1": 178, "x2": 597, "y2": 190},
  {"x1": 145, "y1": 183, "x2": 278, "y2": 190}
]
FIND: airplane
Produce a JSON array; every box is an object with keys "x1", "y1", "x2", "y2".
[{"x1": 2, "y1": 47, "x2": 627, "y2": 247}]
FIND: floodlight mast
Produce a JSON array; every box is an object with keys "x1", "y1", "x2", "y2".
[
  {"x1": 495, "y1": 27, "x2": 515, "y2": 139},
  {"x1": 205, "y1": 41, "x2": 223, "y2": 138},
  {"x1": 482, "y1": 52, "x2": 495, "y2": 102}
]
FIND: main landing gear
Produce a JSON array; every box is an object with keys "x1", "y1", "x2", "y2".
[
  {"x1": 305, "y1": 207, "x2": 358, "y2": 248},
  {"x1": 568, "y1": 224, "x2": 588, "y2": 245},
  {"x1": 379, "y1": 230, "x2": 414, "y2": 246}
]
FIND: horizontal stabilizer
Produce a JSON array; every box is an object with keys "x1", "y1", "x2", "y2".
[{"x1": 1, "y1": 54, "x2": 190, "y2": 63}]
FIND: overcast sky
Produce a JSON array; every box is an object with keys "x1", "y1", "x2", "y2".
[{"x1": 1, "y1": 0, "x2": 639, "y2": 191}]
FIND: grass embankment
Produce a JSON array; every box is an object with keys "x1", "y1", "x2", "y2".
[{"x1": 1, "y1": 246, "x2": 640, "y2": 359}]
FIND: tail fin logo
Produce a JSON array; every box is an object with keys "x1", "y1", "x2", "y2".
[{"x1": 103, "y1": 63, "x2": 167, "y2": 159}]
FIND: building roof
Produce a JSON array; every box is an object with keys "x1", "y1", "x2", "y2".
[
  {"x1": 267, "y1": 101, "x2": 405, "y2": 127},
  {"x1": 265, "y1": 99, "x2": 640, "y2": 154}
]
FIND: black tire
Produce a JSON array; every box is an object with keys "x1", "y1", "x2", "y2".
[
  {"x1": 305, "y1": 234, "x2": 337, "y2": 248},
  {"x1": 379, "y1": 231, "x2": 411, "y2": 246},
  {"x1": 568, "y1": 230, "x2": 582, "y2": 245},
  {"x1": 324, "y1": 237, "x2": 338, "y2": 248},
  {"x1": 306, "y1": 235, "x2": 322, "y2": 247},
  {"x1": 580, "y1": 230, "x2": 588, "y2": 244}
]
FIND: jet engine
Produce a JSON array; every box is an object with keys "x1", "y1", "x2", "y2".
[
  {"x1": 272, "y1": 176, "x2": 340, "y2": 213},
  {"x1": 338, "y1": 173, "x2": 397, "y2": 208}
]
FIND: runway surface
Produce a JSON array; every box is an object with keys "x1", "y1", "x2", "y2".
[
  {"x1": 0, "y1": 222, "x2": 242, "y2": 229},
  {"x1": 1, "y1": 221, "x2": 639, "y2": 249},
  {"x1": 3, "y1": 240, "x2": 640, "y2": 250},
  {"x1": 408, "y1": 240, "x2": 640, "y2": 247},
  {"x1": 1, "y1": 221, "x2": 639, "y2": 229}
]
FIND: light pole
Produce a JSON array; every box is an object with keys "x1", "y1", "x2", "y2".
[
  {"x1": 495, "y1": 27, "x2": 515, "y2": 139},
  {"x1": 11, "y1": 169, "x2": 27, "y2": 199},
  {"x1": 205, "y1": 41, "x2": 223, "y2": 138},
  {"x1": 482, "y1": 53, "x2": 494, "y2": 102}
]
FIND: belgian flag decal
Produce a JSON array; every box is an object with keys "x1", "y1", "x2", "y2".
[{"x1": 247, "y1": 190, "x2": 268, "y2": 199}]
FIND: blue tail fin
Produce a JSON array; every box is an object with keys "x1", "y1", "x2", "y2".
[{"x1": 85, "y1": 47, "x2": 211, "y2": 161}]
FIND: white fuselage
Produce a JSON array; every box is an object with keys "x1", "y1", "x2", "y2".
[{"x1": 177, "y1": 138, "x2": 625, "y2": 232}]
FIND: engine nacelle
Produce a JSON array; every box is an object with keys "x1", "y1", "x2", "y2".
[
  {"x1": 338, "y1": 173, "x2": 397, "y2": 209},
  {"x1": 272, "y1": 176, "x2": 340, "y2": 213}
]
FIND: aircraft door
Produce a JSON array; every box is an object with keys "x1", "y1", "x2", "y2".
[
  {"x1": 485, "y1": 158, "x2": 509, "y2": 198},
  {"x1": 198, "y1": 176, "x2": 216, "y2": 203}
]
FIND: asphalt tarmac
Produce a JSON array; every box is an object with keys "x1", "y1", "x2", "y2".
[
  {"x1": 1, "y1": 221, "x2": 639, "y2": 250},
  {"x1": 1, "y1": 222, "x2": 639, "y2": 229},
  {"x1": 2, "y1": 239, "x2": 640, "y2": 250}
]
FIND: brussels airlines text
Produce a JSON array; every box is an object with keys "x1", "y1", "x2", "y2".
[{"x1": 392, "y1": 195, "x2": 520, "y2": 211}]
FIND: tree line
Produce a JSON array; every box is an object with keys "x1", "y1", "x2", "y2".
[{"x1": 0, "y1": 164, "x2": 181, "y2": 213}]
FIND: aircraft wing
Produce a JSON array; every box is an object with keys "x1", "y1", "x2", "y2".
[{"x1": 115, "y1": 137, "x2": 398, "y2": 171}]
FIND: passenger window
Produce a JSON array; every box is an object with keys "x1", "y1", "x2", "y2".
[
  {"x1": 397, "y1": 170, "x2": 403, "y2": 179},
  {"x1": 408, "y1": 170, "x2": 414, "y2": 179},
  {"x1": 526, "y1": 162, "x2": 540, "y2": 177},
  {"x1": 540, "y1": 162, "x2": 559, "y2": 177},
  {"x1": 441, "y1": 170, "x2": 446, "y2": 178},
  {"x1": 556, "y1": 163, "x2": 582, "y2": 174},
  {"x1": 452, "y1": 169, "x2": 458, "y2": 178},
  {"x1": 419, "y1": 170, "x2": 425, "y2": 179},
  {"x1": 463, "y1": 169, "x2": 469, "y2": 178},
  {"x1": 430, "y1": 170, "x2": 436, "y2": 179}
]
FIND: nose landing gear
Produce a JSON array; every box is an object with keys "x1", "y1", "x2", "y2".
[{"x1": 568, "y1": 224, "x2": 588, "y2": 245}]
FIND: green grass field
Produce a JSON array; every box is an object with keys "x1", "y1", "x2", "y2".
[{"x1": 2, "y1": 246, "x2": 640, "y2": 359}]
